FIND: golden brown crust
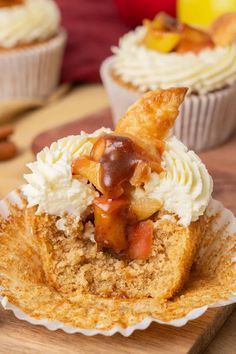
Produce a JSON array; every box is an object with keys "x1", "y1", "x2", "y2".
[
  {"x1": 116, "y1": 88, "x2": 187, "y2": 139},
  {"x1": 210, "y1": 13, "x2": 236, "y2": 46},
  {"x1": 0, "y1": 194, "x2": 236, "y2": 330},
  {"x1": 115, "y1": 87, "x2": 187, "y2": 159}
]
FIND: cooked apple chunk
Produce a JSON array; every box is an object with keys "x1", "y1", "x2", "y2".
[
  {"x1": 128, "y1": 220, "x2": 154, "y2": 260},
  {"x1": 129, "y1": 197, "x2": 162, "y2": 222},
  {"x1": 176, "y1": 25, "x2": 214, "y2": 54},
  {"x1": 143, "y1": 30, "x2": 181, "y2": 53},
  {"x1": 90, "y1": 137, "x2": 106, "y2": 162},
  {"x1": 142, "y1": 13, "x2": 181, "y2": 53},
  {"x1": 93, "y1": 196, "x2": 128, "y2": 253},
  {"x1": 142, "y1": 12, "x2": 214, "y2": 55},
  {"x1": 72, "y1": 157, "x2": 104, "y2": 193},
  {"x1": 129, "y1": 161, "x2": 151, "y2": 187}
]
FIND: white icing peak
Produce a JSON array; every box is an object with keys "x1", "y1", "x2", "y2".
[
  {"x1": 112, "y1": 26, "x2": 236, "y2": 94},
  {"x1": 0, "y1": 0, "x2": 60, "y2": 48},
  {"x1": 133, "y1": 136, "x2": 213, "y2": 226}
]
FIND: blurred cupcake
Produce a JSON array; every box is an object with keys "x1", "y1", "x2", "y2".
[
  {"x1": 101, "y1": 12, "x2": 236, "y2": 151},
  {"x1": 0, "y1": 0, "x2": 66, "y2": 101}
]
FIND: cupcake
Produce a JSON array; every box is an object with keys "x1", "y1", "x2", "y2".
[
  {"x1": 1, "y1": 88, "x2": 236, "y2": 335},
  {"x1": 0, "y1": 0, "x2": 66, "y2": 101},
  {"x1": 101, "y1": 12, "x2": 236, "y2": 151}
]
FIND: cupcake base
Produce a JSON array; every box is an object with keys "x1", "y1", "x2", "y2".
[
  {"x1": 0, "y1": 189, "x2": 236, "y2": 335},
  {"x1": 0, "y1": 30, "x2": 66, "y2": 101},
  {"x1": 101, "y1": 56, "x2": 236, "y2": 152}
]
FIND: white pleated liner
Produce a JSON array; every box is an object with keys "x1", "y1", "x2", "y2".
[
  {"x1": 1, "y1": 189, "x2": 236, "y2": 336},
  {"x1": 0, "y1": 30, "x2": 66, "y2": 100},
  {"x1": 100, "y1": 56, "x2": 236, "y2": 152}
]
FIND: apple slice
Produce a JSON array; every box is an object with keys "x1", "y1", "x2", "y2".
[
  {"x1": 210, "y1": 13, "x2": 236, "y2": 46},
  {"x1": 142, "y1": 13, "x2": 181, "y2": 53},
  {"x1": 128, "y1": 220, "x2": 154, "y2": 260},
  {"x1": 142, "y1": 12, "x2": 214, "y2": 54},
  {"x1": 143, "y1": 30, "x2": 181, "y2": 53},
  {"x1": 93, "y1": 196, "x2": 128, "y2": 253},
  {"x1": 129, "y1": 161, "x2": 151, "y2": 187},
  {"x1": 90, "y1": 136, "x2": 106, "y2": 162},
  {"x1": 176, "y1": 25, "x2": 214, "y2": 54},
  {"x1": 129, "y1": 197, "x2": 162, "y2": 223},
  {"x1": 72, "y1": 157, "x2": 104, "y2": 193}
]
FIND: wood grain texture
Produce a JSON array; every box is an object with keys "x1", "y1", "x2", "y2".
[
  {"x1": 0, "y1": 306, "x2": 234, "y2": 354},
  {"x1": 1, "y1": 86, "x2": 236, "y2": 353},
  {"x1": 204, "y1": 309, "x2": 236, "y2": 354}
]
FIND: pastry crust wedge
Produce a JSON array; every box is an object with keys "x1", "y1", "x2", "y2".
[
  {"x1": 210, "y1": 13, "x2": 236, "y2": 46},
  {"x1": 115, "y1": 88, "x2": 187, "y2": 159}
]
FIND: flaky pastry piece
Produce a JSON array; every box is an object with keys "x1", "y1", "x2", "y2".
[
  {"x1": 210, "y1": 12, "x2": 236, "y2": 46},
  {"x1": 115, "y1": 87, "x2": 187, "y2": 160}
]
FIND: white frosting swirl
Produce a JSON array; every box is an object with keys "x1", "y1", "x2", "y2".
[
  {"x1": 23, "y1": 128, "x2": 111, "y2": 219},
  {"x1": 0, "y1": 0, "x2": 60, "y2": 48},
  {"x1": 133, "y1": 136, "x2": 213, "y2": 226},
  {"x1": 23, "y1": 128, "x2": 212, "y2": 226},
  {"x1": 112, "y1": 26, "x2": 236, "y2": 94}
]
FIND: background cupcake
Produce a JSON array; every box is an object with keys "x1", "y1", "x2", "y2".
[
  {"x1": 0, "y1": 0, "x2": 66, "y2": 102},
  {"x1": 101, "y1": 12, "x2": 236, "y2": 151}
]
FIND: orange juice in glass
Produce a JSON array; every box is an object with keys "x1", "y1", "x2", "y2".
[{"x1": 177, "y1": 0, "x2": 236, "y2": 27}]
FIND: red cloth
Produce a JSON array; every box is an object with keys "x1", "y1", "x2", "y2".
[
  {"x1": 56, "y1": 0, "x2": 129, "y2": 82},
  {"x1": 115, "y1": 0, "x2": 176, "y2": 27},
  {"x1": 55, "y1": 0, "x2": 176, "y2": 83}
]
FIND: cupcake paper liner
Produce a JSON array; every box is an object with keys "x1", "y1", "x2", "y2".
[
  {"x1": 100, "y1": 56, "x2": 236, "y2": 152},
  {"x1": 0, "y1": 188, "x2": 236, "y2": 336},
  {"x1": 0, "y1": 30, "x2": 66, "y2": 101}
]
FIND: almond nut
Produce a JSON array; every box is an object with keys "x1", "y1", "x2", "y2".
[
  {"x1": 0, "y1": 124, "x2": 14, "y2": 141},
  {"x1": 0, "y1": 141, "x2": 17, "y2": 161}
]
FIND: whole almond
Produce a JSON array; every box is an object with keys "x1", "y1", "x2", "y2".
[
  {"x1": 0, "y1": 124, "x2": 14, "y2": 141},
  {"x1": 0, "y1": 141, "x2": 17, "y2": 161}
]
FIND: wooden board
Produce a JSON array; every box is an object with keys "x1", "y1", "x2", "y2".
[
  {"x1": 0, "y1": 305, "x2": 234, "y2": 354},
  {"x1": 8, "y1": 108, "x2": 230, "y2": 353}
]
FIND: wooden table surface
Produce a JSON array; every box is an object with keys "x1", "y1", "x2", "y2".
[{"x1": 0, "y1": 84, "x2": 235, "y2": 353}]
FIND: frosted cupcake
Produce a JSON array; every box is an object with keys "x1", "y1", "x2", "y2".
[
  {"x1": 1, "y1": 89, "x2": 236, "y2": 334},
  {"x1": 101, "y1": 12, "x2": 236, "y2": 151},
  {"x1": 0, "y1": 0, "x2": 66, "y2": 101}
]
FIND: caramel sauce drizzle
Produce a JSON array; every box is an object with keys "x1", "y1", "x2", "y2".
[
  {"x1": 72, "y1": 133, "x2": 164, "y2": 258},
  {"x1": 91, "y1": 134, "x2": 162, "y2": 198}
]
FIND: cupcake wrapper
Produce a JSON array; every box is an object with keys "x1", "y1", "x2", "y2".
[
  {"x1": 100, "y1": 56, "x2": 236, "y2": 152},
  {"x1": 0, "y1": 188, "x2": 236, "y2": 336},
  {"x1": 0, "y1": 30, "x2": 66, "y2": 100}
]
